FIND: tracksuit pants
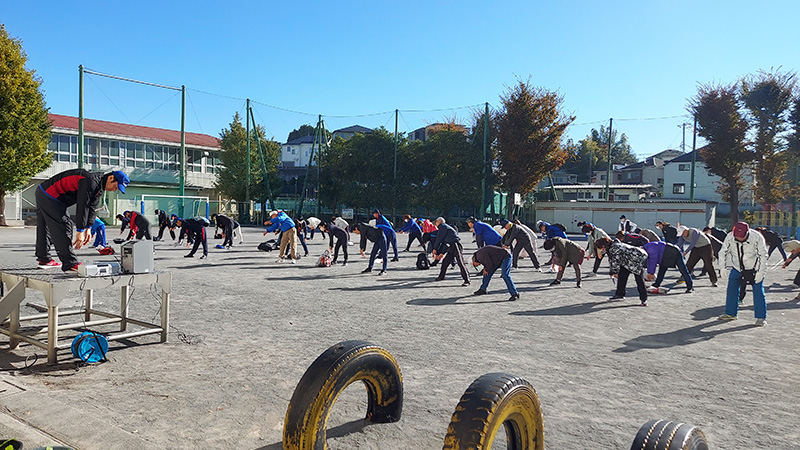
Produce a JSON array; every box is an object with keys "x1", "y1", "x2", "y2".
[
  {"x1": 511, "y1": 239, "x2": 540, "y2": 269},
  {"x1": 368, "y1": 236, "x2": 388, "y2": 271},
  {"x1": 35, "y1": 186, "x2": 79, "y2": 271},
  {"x1": 438, "y1": 241, "x2": 469, "y2": 283},
  {"x1": 405, "y1": 229, "x2": 424, "y2": 251},
  {"x1": 615, "y1": 267, "x2": 648, "y2": 302},
  {"x1": 188, "y1": 227, "x2": 208, "y2": 256},
  {"x1": 686, "y1": 245, "x2": 717, "y2": 283}
]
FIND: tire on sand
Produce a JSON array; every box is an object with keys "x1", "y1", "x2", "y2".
[
  {"x1": 442, "y1": 372, "x2": 544, "y2": 450},
  {"x1": 283, "y1": 340, "x2": 403, "y2": 450},
  {"x1": 630, "y1": 419, "x2": 709, "y2": 450}
]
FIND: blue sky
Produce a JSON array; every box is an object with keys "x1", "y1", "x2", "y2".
[{"x1": 4, "y1": 1, "x2": 799, "y2": 158}]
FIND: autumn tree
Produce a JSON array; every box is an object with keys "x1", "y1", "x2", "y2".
[
  {"x1": 689, "y1": 83, "x2": 750, "y2": 223},
  {"x1": 495, "y1": 80, "x2": 574, "y2": 218},
  {"x1": 0, "y1": 26, "x2": 52, "y2": 226},
  {"x1": 741, "y1": 69, "x2": 797, "y2": 204}
]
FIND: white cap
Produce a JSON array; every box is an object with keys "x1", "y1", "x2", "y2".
[
  {"x1": 676, "y1": 226, "x2": 688, "y2": 236},
  {"x1": 269, "y1": 210, "x2": 278, "y2": 216}
]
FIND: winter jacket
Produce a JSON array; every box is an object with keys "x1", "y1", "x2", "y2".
[
  {"x1": 585, "y1": 226, "x2": 610, "y2": 254},
  {"x1": 266, "y1": 212, "x2": 296, "y2": 233},
  {"x1": 643, "y1": 241, "x2": 682, "y2": 274},
  {"x1": 551, "y1": 237, "x2": 584, "y2": 267},
  {"x1": 472, "y1": 245, "x2": 511, "y2": 274},
  {"x1": 374, "y1": 214, "x2": 391, "y2": 227},
  {"x1": 356, "y1": 223, "x2": 386, "y2": 251},
  {"x1": 473, "y1": 221, "x2": 502, "y2": 247},
  {"x1": 39, "y1": 169, "x2": 106, "y2": 231},
  {"x1": 619, "y1": 219, "x2": 637, "y2": 233},
  {"x1": 178, "y1": 219, "x2": 205, "y2": 241},
  {"x1": 678, "y1": 228, "x2": 711, "y2": 252},
  {"x1": 418, "y1": 219, "x2": 437, "y2": 234},
  {"x1": 157, "y1": 210, "x2": 170, "y2": 226},
  {"x1": 720, "y1": 230, "x2": 768, "y2": 283},
  {"x1": 660, "y1": 225, "x2": 679, "y2": 244},
  {"x1": 215, "y1": 214, "x2": 233, "y2": 229},
  {"x1": 501, "y1": 223, "x2": 531, "y2": 247},
  {"x1": 607, "y1": 240, "x2": 648, "y2": 275},
  {"x1": 399, "y1": 219, "x2": 422, "y2": 234},
  {"x1": 433, "y1": 222, "x2": 460, "y2": 253},
  {"x1": 758, "y1": 228, "x2": 783, "y2": 248},
  {"x1": 540, "y1": 222, "x2": 567, "y2": 239},
  {"x1": 639, "y1": 229, "x2": 660, "y2": 243}
]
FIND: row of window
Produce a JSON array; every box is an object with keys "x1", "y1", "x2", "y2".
[{"x1": 48, "y1": 134, "x2": 221, "y2": 173}]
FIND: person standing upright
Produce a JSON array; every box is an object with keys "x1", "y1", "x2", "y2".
[
  {"x1": 718, "y1": 222, "x2": 768, "y2": 326},
  {"x1": 431, "y1": 217, "x2": 470, "y2": 285}
]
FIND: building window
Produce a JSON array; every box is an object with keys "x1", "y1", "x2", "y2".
[
  {"x1": 616, "y1": 194, "x2": 630, "y2": 201},
  {"x1": 673, "y1": 183, "x2": 685, "y2": 194},
  {"x1": 657, "y1": 178, "x2": 663, "y2": 185},
  {"x1": 627, "y1": 172, "x2": 634, "y2": 179},
  {"x1": 617, "y1": 174, "x2": 622, "y2": 181},
  {"x1": 678, "y1": 164, "x2": 690, "y2": 171}
]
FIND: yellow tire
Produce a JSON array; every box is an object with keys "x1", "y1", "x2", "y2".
[
  {"x1": 442, "y1": 372, "x2": 544, "y2": 450},
  {"x1": 283, "y1": 340, "x2": 403, "y2": 450}
]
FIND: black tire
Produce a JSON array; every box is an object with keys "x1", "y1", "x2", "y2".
[
  {"x1": 1, "y1": 439, "x2": 23, "y2": 450},
  {"x1": 442, "y1": 372, "x2": 544, "y2": 450},
  {"x1": 283, "y1": 340, "x2": 403, "y2": 450},
  {"x1": 630, "y1": 419, "x2": 709, "y2": 450}
]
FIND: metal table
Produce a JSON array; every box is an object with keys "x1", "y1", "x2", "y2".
[{"x1": 0, "y1": 265, "x2": 171, "y2": 364}]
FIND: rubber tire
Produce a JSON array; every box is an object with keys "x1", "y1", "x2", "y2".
[
  {"x1": 630, "y1": 419, "x2": 709, "y2": 450},
  {"x1": 442, "y1": 372, "x2": 544, "y2": 450},
  {"x1": 283, "y1": 340, "x2": 403, "y2": 450},
  {"x1": 1, "y1": 439, "x2": 23, "y2": 450}
]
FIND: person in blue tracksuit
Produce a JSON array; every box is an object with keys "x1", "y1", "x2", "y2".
[
  {"x1": 536, "y1": 220, "x2": 567, "y2": 240},
  {"x1": 354, "y1": 222, "x2": 388, "y2": 274},
  {"x1": 90, "y1": 217, "x2": 107, "y2": 248},
  {"x1": 467, "y1": 216, "x2": 502, "y2": 248},
  {"x1": 264, "y1": 210, "x2": 297, "y2": 262},
  {"x1": 399, "y1": 214, "x2": 424, "y2": 251},
  {"x1": 372, "y1": 209, "x2": 399, "y2": 261}
]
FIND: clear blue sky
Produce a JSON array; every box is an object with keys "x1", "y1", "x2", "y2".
[{"x1": 4, "y1": 1, "x2": 799, "y2": 158}]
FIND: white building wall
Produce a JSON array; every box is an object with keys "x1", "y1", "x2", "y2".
[
  {"x1": 663, "y1": 162, "x2": 755, "y2": 206},
  {"x1": 280, "y1": 142, "x2": 315, "y2": 167}
]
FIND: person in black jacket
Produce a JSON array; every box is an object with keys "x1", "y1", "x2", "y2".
[
  {"x1": 353, "y1": 223, "x2": 387, "y2": 274},
  {"x1": 471, "y1": 245, "x2": 519, "y2": 301},
  {"x1": 319, "y1": 221, "x2": 349, "y2": 266},
  {"x1": 35, "y1": 169, "x2": 129, "y2": 271},
  {"x1": 431, "y1": 217, "x2": 470, "y2": 285},
  {"x1": 500, "y1": 219, "x2": 541, "y2": 269},
  {"x1": 211, "y1": 213, "x2": 237, "y2": 249},
  {"x1": 155, "y1": 209, "x2": 175, "y2": 241},
  {"x1": 116, "y1": 213, "x2": 134, "y2": 240},
  {"x1": 756, "y1": 227, "x2": 787, "y2": 261},
  {"x1": 123, "y1": 210, "x2": 152, "y2": 240},
  {"x1": 656, "y1": 221, "x2": 678, "y2": 244},
  {"x1": 175, "y1": 217, "x2": 208, "y2": 259},
  {"x1": 616, "y1": 231, "x2": 649, "y2": 247}
]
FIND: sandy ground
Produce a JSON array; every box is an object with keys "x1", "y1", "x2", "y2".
[{"x1": 1, "y1": 225, "x2": 799, "y2": 449}]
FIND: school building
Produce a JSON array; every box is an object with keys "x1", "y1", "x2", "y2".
[{"x1": 3, "y1": 114, "x2": 223, "y2": 226}]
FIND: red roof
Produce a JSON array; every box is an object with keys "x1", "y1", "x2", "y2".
[{"x1": 49, "y1": 114, "x2": 220, "y2": 149}]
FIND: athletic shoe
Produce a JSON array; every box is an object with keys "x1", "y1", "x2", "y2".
[
  {"x1": 390, "y1": 257, "x2": 399, "y2": 262},
  {"x1": 718, "y1": 314, "x2": 737, "y2": 321},
  {"x1": 290, "y1": 259, "x2": 296, "y2": 264},
  {"x1": 67, "y1": 262, "x2": 83, "y2": 272},
  {"x1": 342, "y1": 261, "x2": 348, "y2": 267},
  {"x1": 675, "y1": 278, "x2": 686, "y2": 285},
  {"x1": 276, "y1": 258, "x2": 283, "y2": 263},
  {"x1": 184, "y1": 254, "x2": 194, "y2": 258},
  {"x1": 508, "y1": 293, "x2": 520, "y2": 301},
  {"x1": 685, "y1": 287, "x2": 694, "y2": 294},
  {"x1": 38, "y1": 260, "x2": 62, "y2": 269},
  {"x1": 473, "y1": 289, "x2": 487, "y2": 296},
  {"x1": 711, "y1": 282, "x2": 718, "y2": 287},
  {"x1": 576, "y1": 282, "x2": 581, "y2": 288},
  {"x1": 361, "y1": 268, "x2": 372, "y2": 273},
  {"x1": 640, "y1": 300, "x2": 647, "y2": 306},
  {"x1": 549, "y1": 280, "x2": 561, "y2": 286},
  {"x1": 199, "y1": 255, "x2": 207, "y2": 260},
  {"x1": 608, "y1": 295, "x2": 625, "y2": 301},
  {"x1": 434, "y1": 277, "x2": 444, "y2": 281},
  {"x1": 754, "y1": 318, "x2": 766, "y2": 327},
  {"x1": 461, "y1": 281, "x2": 471, "y2": 286},
  {"x1": 584, "y1": 272, "x2": 595, "y2": 277},
  {"x1": 378, "y1": 270, "x2": 386, "y2": 275}
]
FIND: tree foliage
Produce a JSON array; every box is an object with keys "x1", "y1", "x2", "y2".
[
  {"x1": 495, "y1": 80, "x2": 574, "y2": 218},
  {"x1": 287, "y1": 124, "x2": 316, "y2": 143},
  {"x1": 689, "y1": 82, "x2": 750, "y2": 223},
  {"x1": 0, "y1": 26, "x2": 53, "y2": 226},
  {"x1": 413, "y1": 128, "x2": 482, "y2": 213},
  {"x1": 741, "y1": 69, "x2": 797, "y2": 204},
  {"x1": 215, "y1": 112, "x2": 281, "y2": 205}
]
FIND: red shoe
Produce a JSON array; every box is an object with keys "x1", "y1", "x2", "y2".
[
  {"x1": 66, "y1": 262, "x2": 83, "y2": 272},
  {"x1": 38, "y1": 260, "x2": 62, "y2": 269}
]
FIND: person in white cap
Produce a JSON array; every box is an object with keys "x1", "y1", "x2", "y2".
[{"x1": 718, "y1": 222, "x2": 767, "y2": 326}]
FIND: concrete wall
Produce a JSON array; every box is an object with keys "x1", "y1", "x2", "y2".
[{"x1": 534, "y1": 200, "x2": 717, "y2": 234}]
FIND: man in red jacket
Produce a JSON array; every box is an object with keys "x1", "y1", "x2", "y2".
[{"x1": 35, "y1": 169, "x2": 129, "y2": 271}]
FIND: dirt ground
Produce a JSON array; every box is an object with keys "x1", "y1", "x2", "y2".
[{"x1": 1, "y1": 225, "x2": 799, "y2": 449}]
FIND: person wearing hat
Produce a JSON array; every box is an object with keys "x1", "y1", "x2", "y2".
[
  {"x1": 501, "y1": 219, "x2": 541, "y2": 270},
  {"x1": 718, "y1": 222, "x2": 768, "y2": 326},
  {"x1": 677, "y1": 225, "x2": 718, "y2": 287},
  {"x1": 431, "y1": 217, "x2": 470, "y2": 285},
  {"x1": 35, "y1": 169, "x2": 129, "y2": 271},
  {"x1": 781, "y1": 240, "x2": 800, "y2": 298},
  {"x1": 471, "y1": 245, "x2": 519, "y2": 301}
]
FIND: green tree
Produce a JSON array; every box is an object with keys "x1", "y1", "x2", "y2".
[
  {"x1": 287, "y1": 124, "x2": 316, "y2": 143},
  {"x1": 689, "y1": 82, "x2": 750, "y2": 224},
  {"x1": 215, "y1": 112, "x2": 281, "y2": 208},
  {"x1": 0, "y1": 26, "x2": 52, "y2": 226},
  {"x1": 741, "y1": 69, "x2": 797, "y2": 204},
  {"x1": 787, "y1": 96, "x2": 800, "y2": 201},
  {"x1": 560, "y1": 138, "x2": 603, "y2": 182},
  {"x1": 495, "y1": 80, "x2": 574, "y2": 218},
  {"x1": 469, "y1": 110, "x2": 499, "y2": 216},
  {"x1": 589, "y1": 125, "x2": 637, "y2": 167}
]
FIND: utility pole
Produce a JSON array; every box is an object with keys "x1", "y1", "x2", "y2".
[
  {"x1": 690, "y1": 116, "x2": 697, "y2": 201},
  {"x1": 604, "y1": 118, "x2": 613, "y2": 201},
  {"x1": 245, "y1": 98, "x2": 251, "y2": 223},
  {"x1": 679, "y1": 122, "x2": 688, "y2": 152},
  {"x1": 78, "y1": 65, "x2": 84, "y2": 169},
  {"x1": 179, "y1": 85, "x2": 186, "y2": 217},
  {"x1": 393, "y1": 109, "x2": 398, "y2": 224},
  {"x1": 481, "y1": 102, "x2": 489, "y2": 220}
]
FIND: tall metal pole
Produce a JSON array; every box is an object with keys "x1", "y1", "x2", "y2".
[
  {"x1": 249, "y1": 107, "x2": 275, "y2": 211},
  {"x1": 78, "y1": 65, "x2": 84, "y2": 169},
  {"x1": 680, "y1": 123, "x2": 687, "y2": 152},
  {"x1": 316, "y1": 117, "x2": 325, "y2": 218},
  {"x1": 481, "y1": 102, "x2": 489, "y2": 219},
  {"x1": 245, "y1": 98, "x2": 251, "y2": 223},
  {"x1": 297, "y1": 117, "x2": 320, "y2": 217},
  {"x1": 179, "y1": 85, "x2": 186, "y2": 217},
  {"x1": 690, "y1": 116, "x2": 697, "y2": 201},
  {"x1": 393, "y1": 109, "x2": 398, "y2": 223},
  {"x1": 605, "y1": 118, "x2": 613, "y2": 201}
]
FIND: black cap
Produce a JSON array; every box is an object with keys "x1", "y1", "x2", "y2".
[
  {"x1": 620, "y1": 215, "x2": 626, "y2": 219},
  {"x1": 372, "y1": 209, "x2": 381, "y2": 214}
]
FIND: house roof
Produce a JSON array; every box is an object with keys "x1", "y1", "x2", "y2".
[
  {"x1": 49, "y1": 114, "x2": 220, "y2": 148},
  {"x1": 666, "y1": 148, "x2": 706, "y2": 163},
  {"x1": 333, "y1": 125, "x2": 373, "y2": 134},
  {"x1": 551, "y1": 184, "x2": 654, "y2": 189},
  {"x1": 285, "y1": 134, "x2": 317, "y2": 145}
]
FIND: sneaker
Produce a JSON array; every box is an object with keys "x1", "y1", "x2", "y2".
[
  {"x1": 38, "y1": 260, "x2": 62, "y2": 269},
  {"x1": 290, "y1": 259, "x2": 296, "y2": 264},
  {"x1": 184, "y1": 254, "x2": 194, "y2": 258},
  {"x1": 711, "y1": 282, "x2": 718, "y2": 287},
  {"x1": 718, "y1": 314, "x2": 737, "y2": 321},
  {"x1": 361, "y1": 268, "x2": 372, "y2": 274},
  {"x1": 342, "y1": 261, "x2": 348, "y2": 267},
  {"x1": 461, "y1": 281, "x2": 471, "y2": 286},
  {"x1": 549, "y1": 280, "x2": 561, "y2": 286},
  {"x1": 576, "y1": 282, "x2": 581, "y2": 288},
  {"x1": 754, "y1": 318, "x2": 766, "y2": 327},
  {"x1": 685, "y1": 287, "x2": 694, "y2": 294},
  {"x1": 378, "y1": 270, "x2": 386, "y2": 276},
  {"x1": 584, "y1": 272, "x2": 595, "y2": 278},
  {"x1": 276, "y1": 258, "x2": 283, "y2": 263},
  {"x1": 640, "y1": 300, "x2": 647, "y2": 306},
  {"x1": 199, "y1": 255, "x2": 207, "y2": 260},
  {"x1": 508, "y1": 293, "x2": 520, "y2": 301},
  {"x1": 66, "y1": 262, "x2": 83, "y2": 272},
  {"x1": 473, "y1": 289, "x2": 487, "y2": 296},
  {"x1": 608, "y1": 295, "x2": 625, "y2": 301},
  {"x1": 434, "y1": 277, "x2": 444, "y2": 281},
  {"x1": 390, "y1": 257, "x2": 399, "y2": 262},
  {"x1": 675, "y1": 278, "x2": 686, "y2": 285}
]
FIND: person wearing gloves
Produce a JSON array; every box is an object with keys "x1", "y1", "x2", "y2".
[
  {"x1": 501, "y1": 219, "x2": 541, "y2": 270},
  {"x1": 471, "y1": 245, "x2": 519, "y2": 301},
  {"x1": 543, "y1": 237, "x2": 583, "y2": 287},
  {"x1": 35, "y1": 169, "x2": 129, "y2": 271},
  {"x1": 467, "y1": 216, "x2": 502, "y2": 248},
  {"x1": 718, "y1": 222, "x2": 768, "y2": 326},
  {"x1": 264, "y1": 210, "x2": 297, "y2": 263},
  {"x1": 677, "y1": 225, "x2": 718, "y2": 287},
  {"x1": 781, "y1": 240, "x2": 800, "y2": 299},
  {"x1": 643, "y1": 240, "x2": 694, "y2": 294},
  {"x1": 398, "y1": 214, "x2": 425, "y2": 251},
  {"x1": 579, "y1": 222, "x2": 610, "y2": 277},
  {"x1": 594, "y1": 237, "x2": 649, "y2": 306}
]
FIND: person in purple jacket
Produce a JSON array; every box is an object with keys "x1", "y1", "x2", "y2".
[
  {"x1": 471, "y1": 245, "x2": 519, "y2": 301},
  {"x1": 643, "y1": 240, "x2": 694, "y2": 294}
]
